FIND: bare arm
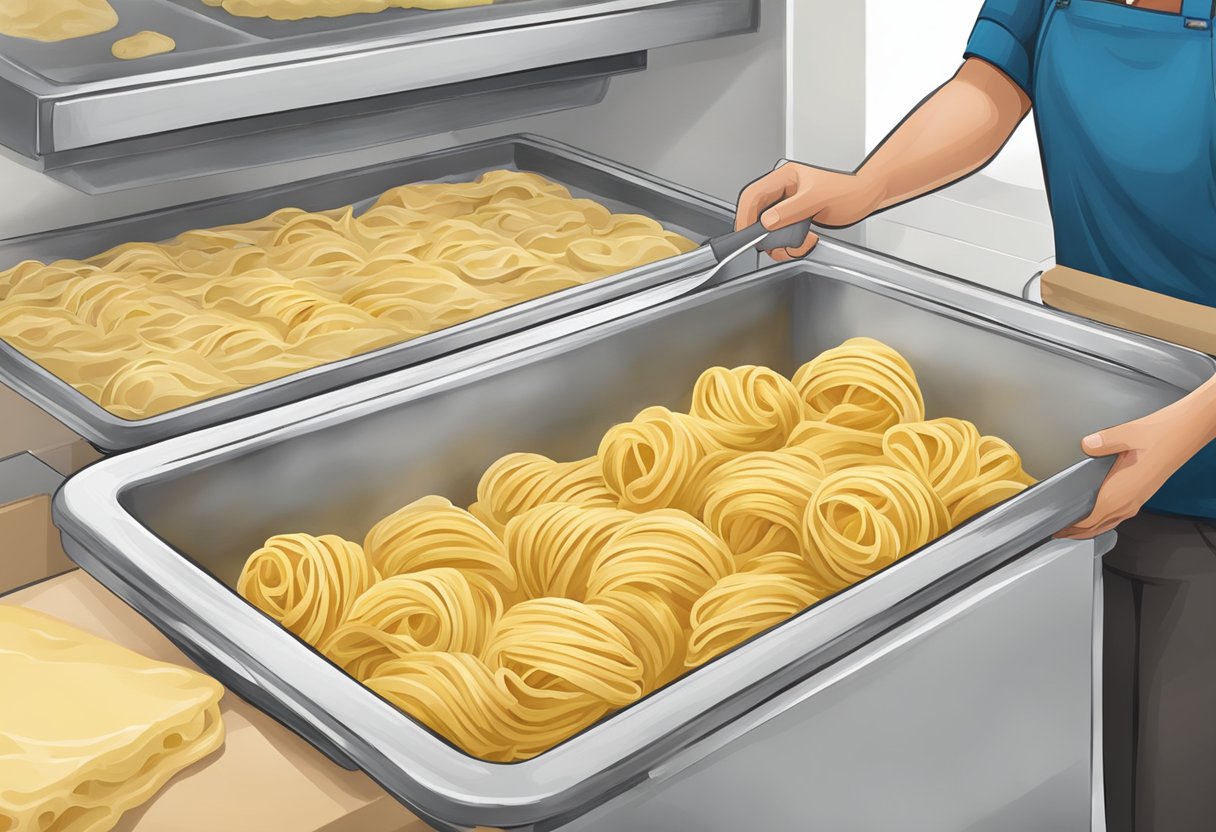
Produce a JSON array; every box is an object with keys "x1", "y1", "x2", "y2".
[{"x1": 736, "y1": 58, "x2": 1032, "y2": 259}]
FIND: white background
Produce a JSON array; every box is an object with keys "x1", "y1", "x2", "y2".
[
  {"x1": 865, "y1": 0, "x2": 1044, "y2": 190},
  {"x1": 789, "y1": 0, "x2": 1055, "y2": 294}
]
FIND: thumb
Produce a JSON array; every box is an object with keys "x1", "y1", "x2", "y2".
[{"x1": 1082, "y1": 426, "x2": 1134, "y2": 457}]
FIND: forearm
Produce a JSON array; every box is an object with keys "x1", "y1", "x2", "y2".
[
  {"x1": 856, "y1": 58, "x2": 1031, "y2": 214},
  {"x1": 1174, "y1": 375, "x2": 1216, "y2": 447}
]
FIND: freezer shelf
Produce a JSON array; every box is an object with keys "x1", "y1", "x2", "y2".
[
  {"x1": 0, "y1": 133, "x2": 736, "y2": 453},
  {"x1": 53, "y1": 245, "x2": 1214, "y2": 830},
  {"x1": 0, "y1": 0, "x2": 758, "y2": 189}
]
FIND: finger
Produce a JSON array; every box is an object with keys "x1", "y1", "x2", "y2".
[
  {"x1": 1056, "y1": 511, "x2": 1109, "y2": 539},
  {"x1": 735, "y1": 168, "x2": 798, "y2": 231},
  {"x1": 1081, "y1": 427, "x2": 1133, "y2": 458},
  {"x1": 786, "y1": 230, "x2": 821, "y2": 258},
  {"x1": 1061, "y1": 514, "x2": 1128, "y2": 539},
  {"x1": 766, "y1": 230, "x2": 821, "y2": 263},
  {"x1": 1057, "y1": 498, "x2": 1143, "y2": 539},
  {"x1": 760, "y1": 188, "x2": 825, "y2": 231}
]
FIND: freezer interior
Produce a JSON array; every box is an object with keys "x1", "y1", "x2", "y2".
[{"x1": 123, "y1": 266, "x2": 1184, "y2": 598}]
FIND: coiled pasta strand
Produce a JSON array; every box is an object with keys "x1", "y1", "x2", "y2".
[{"x1": 237, "y1": 533, "x2": 378, "y2": 646}]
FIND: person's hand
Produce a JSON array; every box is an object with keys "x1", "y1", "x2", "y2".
[
  {"x1": 1057, "y1": 398, "x2": 1216, "y2": 539},
  {"x1": 734, "y1": 163, "x2": 882, "y2": 261}
]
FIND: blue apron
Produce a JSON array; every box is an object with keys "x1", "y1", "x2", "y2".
[{"x1": 1033, "y1": 0, "x2": 1216, "y2": 520}]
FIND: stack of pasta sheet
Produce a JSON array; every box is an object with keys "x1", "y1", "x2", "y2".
[{"x1": 0, "y1": 605, "x2": 225, "y2": 832}]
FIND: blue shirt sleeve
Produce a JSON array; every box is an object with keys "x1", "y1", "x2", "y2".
[{"x1": 964, "y1": 0, "x2": 1048, "y2": 97}]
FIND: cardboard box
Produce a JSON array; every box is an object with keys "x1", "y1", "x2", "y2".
[
  {"x1": 0, "y1": 494, "x2": 429, "y2": 832},
  {"x1": 0, "y1": 381, "x2": 102, "y2": 476}
]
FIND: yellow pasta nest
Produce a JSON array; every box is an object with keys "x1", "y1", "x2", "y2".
[
  {"x1": 793, "y1": 337, "x2": 925, "y2": 432},
  {"x1": 237, "y1": 533, "x2": 379, "y2": 645},
  {"x1": 587, "y1": 590, "x2": 686, "y2": 694},
  {"x1": 482, "y1": 597, "x2": 645, "y2": 707},
  {"x1": 504, "y1": 503, "x2": 634, "y2": 602},
  {"x1": 687, "y1": 572, "x2": 822, "y2": 667},
  {"x1": 319, "y1": 568, "x2": 501, "y2": 680},
  {"x1": 586, "y1": 510, "x2": 736, "y2": 619},
  {"x1": 471, "y1": 454, "x2": 617, "y2": 536},
  {"x1": 598, "y1": 406, "x2": 724, "y2": 513},
  {"x1": 697, "y1": 450, "x2": 825, "y2": 563},
  {"x1": 784, "y1": 420, "x2": 887, "y2": 472},
  {"x1": 364, "y1": 652, "x2": 520, "y2": 763},
  {"x1": 802, "y1": 465, "x2": 951, "y2": 590},
  {"x1": 0, "y1": 170, "x2": 694, "y2": 419},
  {"x1": 238, "y1": 339, "x2": 1036, "y2": 762},
  {"x1": 690, "y1": 365, "x2": 806, "y2": 452},
  {"x1": 363, "y1": 495, "x2": 516, "y2": 598}
]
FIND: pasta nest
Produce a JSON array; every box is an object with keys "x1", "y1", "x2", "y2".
[
  {"x1": 237, "y1": 533, "x2": 379, "y2": 646},
  {"x1": 792, "y1": 337, "x2": 925, "y2": 432}
]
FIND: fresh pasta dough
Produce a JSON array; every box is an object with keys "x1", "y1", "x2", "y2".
[
  {"x1": 0, "y1": 606, "x2": 225, "y2": 832},
  {"x1": 0, "y1": 0, "x2": 118, "y2": 42},
  {"x1": 0, "y1": 170, "x2": 695, "y2": 419},
  {"x1": 112, "y1": 30, "x2": 176, "y2": 59},
  {"x1": 238, "y1": 338, "x2": 1036, "y2": 762},
  {"x1": 201, "y1": 0, "x2": 493, "y2": 22}
]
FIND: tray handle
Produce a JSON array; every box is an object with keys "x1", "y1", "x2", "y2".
[{"x1": 710, "y1": 158, "x2": 813, "y2": 261}]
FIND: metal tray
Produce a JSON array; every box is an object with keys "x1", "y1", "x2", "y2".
[
  {"x1": 54, "y1": 242, "x2": 1216, "y2": 830},
  {"x1": 0, "y1": 0, "x2": 757, "y2": 186},
  {"x1": 0, "y1": 133, "x2": 736, "y2": 453}
]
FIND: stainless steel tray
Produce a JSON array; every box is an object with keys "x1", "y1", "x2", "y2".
[
  {"x1": 0, "y1": 0, "x2": 757, "y2": 187},
  {"x1": 0, "y1": 133, "x2": 736, "y2": 453},
  {"x1": 54, "y1": 244, "x2": 1215, "y2": 830}
]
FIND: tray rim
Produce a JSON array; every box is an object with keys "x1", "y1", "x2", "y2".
[
  {"x1": 52, "y1": 251, "x2": 1216, "y2": 828},
  {"x1": 0, "y1": 131, "x2": 735, "y2": 452}
]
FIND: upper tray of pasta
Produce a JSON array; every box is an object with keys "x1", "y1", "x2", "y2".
[{"x1": 0, "y1": 134, "x2": 734, "y2": 452}]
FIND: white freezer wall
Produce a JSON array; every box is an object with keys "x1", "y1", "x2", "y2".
[
  {"x1": 0, "y1": 0, "x2": 784, "y2": 240},
  {"x1": 788, "y1": 0, "x2": 1055, "y2": 296}
]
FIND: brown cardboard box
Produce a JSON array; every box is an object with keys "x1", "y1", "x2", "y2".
[
  {"x1": 0, "y1": 494, "x2": 74, "y2": 594},
  {"x1": 0, "y1": 381, "x2": 102, "y2": 476},
  {"x1": 0, "y1": 497, "x2": 428, "y2": 832}
]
